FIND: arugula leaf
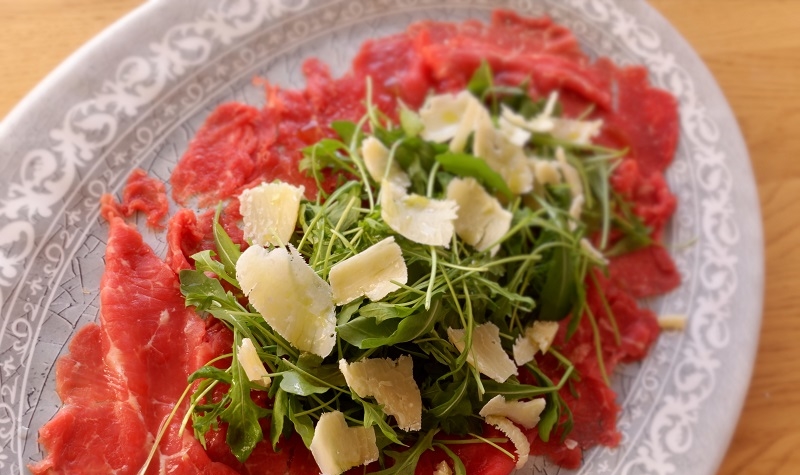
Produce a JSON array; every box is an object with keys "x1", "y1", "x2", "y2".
[
  {"x1": 189, "y1": 366, "x2": 232, "y2": 385},
  {"x1": 537, "y1": 393, "x2": 559, "y2": 442},
  {"x1": 279, "y1": 370, "x2": 331, "y2": 396},
  {"x1": 358, "y1": 396, "x2": 403, "y2": 445},
  {"x1": 372, "y1": 429, "x2": 438, "y2": 475},
  {"x1": 220, "y1": 334, "x2": 270, "y2": 462},
  {"x1": 359, "y1": 302, "x2": 415, "y2": 323},
  {"x1": 179, "y1": 269, "x2": 228, "y2": 313},
  {"x1": 213, "y1": 203, "x2": 241, "y2": 280},
  {"x1": 434, "y1": 152, "x2": 513, "y2": 199},
  {"x1": 399, "y1": 107, "x2": 424, "y2": 138},
  {"x1": 467, "y1": 60, "x2": 493, "y2": 98},
  {"x1": 537, "y1": 239, "x2": 577, "y2": 322},
  {"x1": 288, "y1": 397, "x2": 316, "y2": 448},
  {"x1": 332, "y1": 120, "x2": 360, "y2": 145},
  {"x1": 270, "y1": 388, "x2": 288, "y2": 450},
  {"x1": 338, "y1": 300, "x2": 441, "y2": 349}
]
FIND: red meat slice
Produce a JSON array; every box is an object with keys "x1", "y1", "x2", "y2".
[
  {"x1": 99, "y1": 168, "x2": 169, "y2": 228},
  {"x1": 593, "y1": 59, "x2": 680, "y2": 176},
  {"x1": 610, "y1": 245, "x2": 681, "y2": 298},
  {"x1": 31, "y1": 213, "x2": 239, "y2": 475},
  {"x1": 171, "y1": 102, "x2": 260, "y2": 207}
]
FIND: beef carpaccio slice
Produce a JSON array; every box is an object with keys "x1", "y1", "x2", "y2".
[
  {"x1": 33, "y1": 9, "x2": 680, "y2": 475},
  {"x1": 30, "y1": 211, "x2": 238, "y2": 475}
]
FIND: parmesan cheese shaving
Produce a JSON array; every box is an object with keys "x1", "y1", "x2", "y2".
[
  {"x1": 361, "y1": 136, "x2": 410, "y2": 187},
  {"x1": 551, "y1": 118, "x2": 603, "y2": 145},
  {"x1": 339, "y1": 355, "x2": 422, "y2": 431},
  {"x1": 380, "y1": 180, "x2": 458, "y2": 247},
  {"x1": 512, "y1": 321, "x2": 560, "y2": 366},
  {"x1": 658, "y1": 314, "x2": 688, "y2": 331},
  {"x1": 310, "y1": 411, "x2": 379, "y2": 475},
  {"x1": 419, "y1": 90, "x2": 478, "y2": 144},
  {"x1": 446, "y1": 177, "x2": 512, "y2": 256},
  {"x1": 555, "y1": 147, "x2": 583, "y2": 198},
  {"x1": 484, "y1": 415, "x2": 530, "y2": 469},
  {"x1": 239, "y1": 182, "x2": 304, "y2": 247},
  {"x1": 329, "y1": 237, "x2": 408, "y2": 305},
  {"x1": 237, "y1": 338, "x2": 271, "y2": 388},
  {"x1": 530, "y1": 158, "x2": 562, "y2": 186},
  {"x1": 236, "y1": 244, "x2": 336, "y2": 358},
  {"x1": 433, "y1": 461, "x2": 453, "y2": 475},
  {"x1": 479, "y1": 395, "x2": 546, "y2": 429},
  {"x1": 473, "y1": 112, "x2": 534, "y2": 195},
  {"x1": 447, "y1": 322, "x2": 517, "y2": 383}
]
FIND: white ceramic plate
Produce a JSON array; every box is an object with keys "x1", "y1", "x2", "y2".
[{"x1": 0, "y1": 1, "x2": 762, "y2": 474}]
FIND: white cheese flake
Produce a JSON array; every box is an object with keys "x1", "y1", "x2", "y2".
[
  {"x1": 564, "y1": 438, "x2": 579, "y2": 450},
  {"x1": 329, "y1": 237, "x2": 408, "y2": 305},
  {"x1": 551, "y1": 118, "x2": 603, "y2": 145},
  {"x1": 529, "y1": 158, "x2": 562, "y2": 187},
  {"x1": 449, "y1": 96, "x2": 489, "y2": 153},
  {"x1": 446, "y1": 177, "x2": 512, "y2": 256},
  {"x1": 310, "y1": 411, "x2": 379, "y2": 475},
  {"x1": 568, "y1": 194, "x2": 585, "y2": 232},
  {"x1": 380, "y1": 180, "x2": 458, "y2": 247},
  {"x1": 658, "y1": 314, "x2": 688, "y2": 331},
  {"x1": 419, "y1": 90, "x2": 480, "y2": 144},
  {"x1": 500, "y1": 92, "x2": 559, "y2": 134},
  {"x1": 237, "y1": 338, "x2": 271, "y2": 388},
  {"x1": 498, "y1": 115, "x2": 531, "y2": 147},
  {"x1": 433, "y1": 461, "x2": 453, "y2": 475},
  {"x1": 511, "y1": 335, "x2": 536, "y2": 367},
  {"x1": 447, "y1": 322, "x2": 517, "y2": 383},
  {"x1": 479, "y1": 395, "x2": 545, "y2": 429},
  {"x1": 473, "y1": 112, "x2": 534, "y2": 195},
  {"x1": 361, "y1": 136, "x2": 410, "y2": 187},
  {"x1": 580, "y1": 238, "x2": 608, "y2": 265},
  {"x1": 555, "y1": 146, "x2": 583, "y2": 198},
  {"x1": 236, "y1": 244, "x2": 336, "y2": 358},
  {"x1": 339, "y1": 355, "x2": 422, "y2": 431},
  {"x1": 512, "y1": 321, "x2": 560, "y2": 366},
  {"x1": 500, "y1": 92, "x2": 603, "y2": 146},
  {"x1": 239, "y1": 182, "x2": 304, "y2": 247},
  {"x1": 484, "y1": 415, "x2": 530, "y2": 469}
]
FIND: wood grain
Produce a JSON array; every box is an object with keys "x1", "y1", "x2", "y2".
[{"x1": 1, "y1": 1, "x2": 798, "y2": 474}]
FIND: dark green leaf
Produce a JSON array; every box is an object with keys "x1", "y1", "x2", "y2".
[
  {"x1": 332, "y1": 120, "x2": 360, "y2": 144},
  {"x1": 400, "y1": 107, "x2": 423, "y2": 138},
  {"x1": 288, "y1": 397, "x2": 315, "y2": 448},
  {"x1": 220, "y1": 342, "x2": 269, "y2": 462},
  {"x1": 467, "y1": 60, "x2": 493, "y2": 98},
  {"x1": 427, "y1": 378, "x2": 470, "y2": 419},
  {"x1": 372, "y1": 429, "x2": 437, "y2": 475},
  {"x1": 180, "y1": 269, "x2": 228, "y2": 312},
  {"x1": 270, "y1": 389, "x2": 288, "y2": 450},
  {"x1": 213, "y1": 203, "x2": 242, "y2": 279},
  {"x1": 279, "y1": 370, "x2": 330, "y2": 396},
  {"x1": 339, "y1": 300, "x2": 441, "y2": 349},
  {"x1": 434, "y1": 152, "x2": 513, "y2": 200},
  {"x1": 537, "y1": 393, "x2": 559, "y2": 442},
  {"x1": 189, "y1": 365, "x2": 232, "y2": 384},
  {"x1": 537, "y1": 242, "x2": 576, "y2": 321},
  {"x1": 359, "y1": 302, "x2": 415, "y2": 323},
  {"x1": 360, "y1": 398, "x2": 402, "y2": 445},
  {"x1": 337, "y1": 297, "x2": 364, "y2": 325}
]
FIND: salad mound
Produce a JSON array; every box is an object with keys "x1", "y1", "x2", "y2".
[{"x1": 30, "y1": 10, "x2": 680, "y2": 475}]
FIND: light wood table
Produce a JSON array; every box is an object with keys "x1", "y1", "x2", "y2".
[{"x1": 1, "y1": 1, "x2": 797, "y2": 474}]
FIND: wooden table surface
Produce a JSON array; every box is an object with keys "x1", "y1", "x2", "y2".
[{"x1": 1, "y1": 1, "x2": 797, "y2": 474}]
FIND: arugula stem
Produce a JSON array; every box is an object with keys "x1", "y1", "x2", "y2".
[{"x1": 465, "y1": 432, "x2": 514, "y2": 460}]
